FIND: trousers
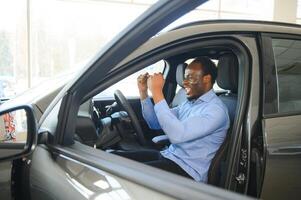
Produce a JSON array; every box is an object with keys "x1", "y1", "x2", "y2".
[{"x1": 113, "y1": 149, "x2": 192, "y2": 179}]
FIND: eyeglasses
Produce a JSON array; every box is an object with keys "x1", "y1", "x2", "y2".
[{"x1": 183, "y1": 74, "x2": 202, "y2": 84}]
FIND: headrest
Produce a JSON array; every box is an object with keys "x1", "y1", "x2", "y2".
[
  {"x1": 176, "y1": 63, "x2": 187, "y2": 87},
  {"x1": 216, "y1": 54, "x2": 238, "y2": 93}
]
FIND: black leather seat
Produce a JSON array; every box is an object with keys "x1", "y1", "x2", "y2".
[
  {"x1": 170, "y1": 63, "x2": 188, "y2": 107},
  {"x1": 207, "y1": 53, "x2": 239, "y2": 186},
  {"x1": 216, "y1": 54, "x2": 238, "y2": 122}
]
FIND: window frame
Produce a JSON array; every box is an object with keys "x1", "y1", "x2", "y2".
[{"x1": 68, "y1": 36, "x2": 252, "y2": 191}]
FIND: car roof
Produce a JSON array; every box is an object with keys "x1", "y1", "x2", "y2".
[
  {"x1": 116, "y1": 19, "x2": 301, "y2": 68},
  {"x1": 172, "y1": 19, "x2": 301, "y2": 32}
]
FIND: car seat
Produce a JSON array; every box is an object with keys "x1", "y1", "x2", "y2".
[
  {"x1": 207, "y1": 53, "x2": 239, "y2": 186},
  {"x1": 170, "y1": 63, "x2": 188, "y2": 107}
]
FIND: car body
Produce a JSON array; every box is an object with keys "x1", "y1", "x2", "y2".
[{"x1": 1, "y1": 0, "x2": 301, "y2": 199}]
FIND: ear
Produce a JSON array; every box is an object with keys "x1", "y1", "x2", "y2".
[{"x1": 203, "y1": 74, "x2": 211, "y2": 84}]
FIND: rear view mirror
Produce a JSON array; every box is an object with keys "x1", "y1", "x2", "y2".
[{"x1": 0, "y1": 105, "x2": 37, "y2": 161}]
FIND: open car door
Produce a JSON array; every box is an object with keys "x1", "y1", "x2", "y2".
[{"x1": 0, "y1": 1, "x2": 252, "y2": 199}]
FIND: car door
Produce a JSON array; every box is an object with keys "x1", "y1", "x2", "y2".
[
  {"x1": 260, "y1": 34, "x2": 301, "y2": 200},
  {"x1": 12, "y1": 1, "x2": 249, "y2": 200}
]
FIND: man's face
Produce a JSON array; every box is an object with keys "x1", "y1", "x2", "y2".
[{"x1": 183, "y1": 62, "x2": 206, "y2": 101}]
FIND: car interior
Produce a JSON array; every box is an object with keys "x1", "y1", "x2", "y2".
[{"x1": 75, "y1": 47, "x2": 239, "y2": 188}]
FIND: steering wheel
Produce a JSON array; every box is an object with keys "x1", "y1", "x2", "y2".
[{"x1": 114, "y1": 90, "x2": 147, "y2": 146}]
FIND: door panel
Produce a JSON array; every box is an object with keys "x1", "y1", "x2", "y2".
[
  {"x1": 29, "y1": 144, "x2": 249, "y2": 200},
  {"x1": 261, "y1": 115, "x2": 301, "y2": 200},
  {"x1": 0, "y1": 162, "x2": 11, "y2": 200},
  {"x1": 261, "y1": 35, "x2": 301, "y2": 199},
  {"x1": 30, "y1": 145, "x2": 175, "y2": 200}
]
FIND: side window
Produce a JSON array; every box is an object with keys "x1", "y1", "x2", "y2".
[
  {"x1": 272, "y1": 38, "x2": 301, "y2": 113},
  {"x1": 100, "y1": 60, "x2": 165, "y2": 98}
]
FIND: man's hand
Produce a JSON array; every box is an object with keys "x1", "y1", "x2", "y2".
[
  {"x1": 137, "y1": 73, "x2": 149, "y2": 100},
  {"x1": 147, "y1": 73, "x2": 165, "y2": 104}
]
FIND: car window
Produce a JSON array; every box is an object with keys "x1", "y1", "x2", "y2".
[
  {"x1": 272, "y1": 38, "x2": 301, "y2": 113},
  {"x1": 97, "y1": 60, "x2": 165, "y2": 99}
]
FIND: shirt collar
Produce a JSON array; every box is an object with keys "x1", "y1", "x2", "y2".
[{"x1": 195, "y1": 89, "x2": 215, "y2": 103}]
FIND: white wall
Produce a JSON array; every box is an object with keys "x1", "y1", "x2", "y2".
[{"x1": 274, "y1": 0, "x2": 297, "y2": 23}]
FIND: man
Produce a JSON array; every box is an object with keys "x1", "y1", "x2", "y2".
[{"x1": 117, "y1": 56, "x2": 229, "y2": 182}]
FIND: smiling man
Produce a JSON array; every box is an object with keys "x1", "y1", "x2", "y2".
[{"x1": 116, "y1": 56, "x2": 230, "y2": 182}]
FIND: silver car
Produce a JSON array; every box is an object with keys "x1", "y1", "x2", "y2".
[{"x1": 1, "y1": 0, "x2": 301, "y2": 199}]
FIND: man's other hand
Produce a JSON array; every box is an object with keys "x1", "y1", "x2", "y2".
[
  {"x1": 137, "y1": 73, "x2": 149, "y2": 100},
  {"x1": 148, "y1": 73, "x2": 165, "y2": 103}
]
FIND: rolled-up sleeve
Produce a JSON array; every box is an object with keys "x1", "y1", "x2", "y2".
[{"x1": 154, "y1": 99, "x2": 228, "y2": 144}]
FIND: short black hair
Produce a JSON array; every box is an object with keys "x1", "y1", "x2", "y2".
[{"x1": 192, "y1": 56, "x2": 217, "y2": 85}]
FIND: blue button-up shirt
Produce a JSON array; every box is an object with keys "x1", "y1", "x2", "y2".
[{"x1": 141, "y1": 89, "x2": 230, "y2": 182}]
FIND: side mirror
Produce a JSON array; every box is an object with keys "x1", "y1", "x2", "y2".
[{"x1": 0, "y1": 105, "x2": 37, "y2": 161}]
